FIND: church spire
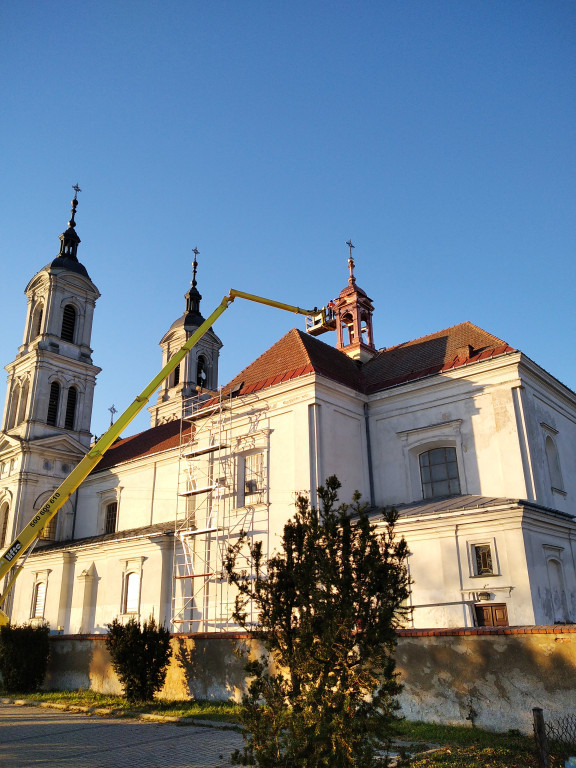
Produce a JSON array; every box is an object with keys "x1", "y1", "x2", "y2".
[
  {"x1": 184, "y1": 247, "x2": 205, "y2": 330},
  {"x1": 57, "y1": 184, "x2": 82, "y2": 262}
]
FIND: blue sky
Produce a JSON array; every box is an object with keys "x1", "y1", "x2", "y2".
[{"x1": 1, "y1": 1, "x2": 574, "y2": 438}]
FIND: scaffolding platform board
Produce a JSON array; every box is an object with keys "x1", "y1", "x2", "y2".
[
  {"x1": 179, "y1": 484, "x2": 222, "y2": 497},
  {"x1": 182, "y1": 442, "x2": 228, "y2": 458}
]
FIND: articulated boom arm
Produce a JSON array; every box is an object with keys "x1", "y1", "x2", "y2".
[{"x1": 0, "y1": 289, "x2": 320, "y2": 623}]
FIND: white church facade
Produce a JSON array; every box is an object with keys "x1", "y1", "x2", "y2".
[{"x1": 1, "y1": 198, "x2": 575, "y2": 635}]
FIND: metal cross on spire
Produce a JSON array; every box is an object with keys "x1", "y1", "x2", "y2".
[
  {"x1": 346, "y1": 239, "x2": 356, "y2": 283},
  {"x1": 68, "y1": 184, "x2": 82, "y2": 228},
  {"x1": 192, "y1": 247, "x2": 199, "y2": 287},
  {"x1": 108, "y1": 404, "x2": 117, "y2": 427}
]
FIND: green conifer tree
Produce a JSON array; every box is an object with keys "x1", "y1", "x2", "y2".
[{"x1": 226, "y1": 476, "x2": 411, "y2": 768}]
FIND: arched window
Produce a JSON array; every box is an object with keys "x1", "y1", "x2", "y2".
[
  {"x1": 46, "y1": 382, "x2": 60, "y2": 426},
  {"x1": 64, "y1": 387, "x2": 77, "y2": 430},
  {"x1": 105, "y1": 502, "x2": 118, "y2": 534},
  {"x1": 32, "y1": 582, "x2": 47, "y2": 619},
  {"x1": 173, "y1": 363, "x2": 181, "y2": 387},
  {"x1": 124, "y1": 572, "x2": 140, "y2": 614},
  {"x1": 545, "y1": 436, "x2": 564, "y2": 492},
  {"x1": 547, "y1": 557, "x2": 568, "y2": 623},
  {"x1": 60, "y1": 304, "x2": 77, "y2": 342},
  {"x1": 0, "y1": 502, "x2": 9, "y2": 548},
  {"x1": 40, "y1": 512, "x2": 58, "y2": 542},
  {"x1": 6, "y1": 383, "x2": 20, "y2": 430},
  {"x1": 33, "y1": 305, "x2": 44, "y2": 338},
  {"x1": 419, "y1": 447, "x2": 461, "y2": 499},
  {"x1": 17, "y1": 380, "x2": 29, "y2": 425},
  {"x1": 196, "y1": 355, "x2": 207, "y2": 387},
  {"x1": 340, "y1": 313, "x2": 355, "y2": 346}
]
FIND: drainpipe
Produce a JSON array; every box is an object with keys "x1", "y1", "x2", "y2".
[{"x1": 364, "y1": 402, "x2": 375, "y2": 507}]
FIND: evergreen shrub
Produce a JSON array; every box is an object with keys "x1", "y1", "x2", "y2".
[
  {"x1": 226, "y1": 475, "x2": 411, "y2": 768},
  {"x1": 105, "y1": 616, "x2": 172, "y2": 703},
  {"x1": 0, "y1": 623, "x2": 50, "y2": 693}
]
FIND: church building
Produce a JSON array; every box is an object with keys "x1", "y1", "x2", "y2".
[{"x1": 1, "y1": 198, "x2": 575, "y2": 635}]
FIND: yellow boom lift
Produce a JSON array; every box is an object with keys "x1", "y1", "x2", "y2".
[{"x1": 0, "y1": 289, "x2": 330, "y2": 625}]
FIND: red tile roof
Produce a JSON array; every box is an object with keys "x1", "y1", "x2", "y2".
[
  {"x1": 362, "y1": 321, "x2": 515, "y2": 392},
  {"x1": 96, "y1": 322, "x2": 515, "y2": 469},
  {"x1": 221, "y1": 322, "x2": 514, "y2": 398},
  {"x1": 94, "y1": 419, "x2": 193, "y2": 472}
]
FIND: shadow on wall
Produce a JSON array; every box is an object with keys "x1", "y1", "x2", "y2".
[
  {"x1": 395, "y1": 630, "x2": 576, "y2": 734},
  {"x1": 170, "y1": 636, "x2": 256, "y2": 702}
]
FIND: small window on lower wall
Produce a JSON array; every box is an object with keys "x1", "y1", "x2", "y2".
[
  {"x1": 474, "y1": 544, "x2": 494, "y2": 576},
  {"x1": 419, "y1": 447, "x2": 461, "y2": 499}
]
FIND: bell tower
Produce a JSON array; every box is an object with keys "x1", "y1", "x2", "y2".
[
  {"x1": 0, "y1": 187, "x2": 101, "y2": 580},
  {"x1": 149, "y1": 249, "x2": 223, "y2": 427},
  {"x1": 333, "y1": 241, "x2": 376, "y2": 362}
]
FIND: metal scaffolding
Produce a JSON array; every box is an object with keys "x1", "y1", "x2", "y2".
[{"x1": 171, "y1": 389, "x2": 269, "y2": 633}]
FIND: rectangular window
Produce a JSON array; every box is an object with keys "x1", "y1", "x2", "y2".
[
  {"x1": 32, "y1": 582, "x2": 46, "y2": 619},
  {"x1": 243, "y1": 452, "x2": 264, "y2": 504},
  {"x1": 474, "y1": 544, "x2": 493, "y2": 576},
  {"x1": 124, "y1": 572, "x2": 140, "y2": 614},
  {"x1": 105, "y1": 502, "x2": 118, "y2": 534}
]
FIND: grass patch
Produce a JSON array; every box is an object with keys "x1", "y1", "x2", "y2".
[
  {"x1": 392, "y1": 720, "x2": 541, "y2": 768},
  {"x1": 2, "y1": 690, "x2": 242, "y2": 722}
]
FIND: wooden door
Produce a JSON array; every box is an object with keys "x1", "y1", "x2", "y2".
[{"x1": 475, "y1": 603, "x2": 508, "y2": 627}]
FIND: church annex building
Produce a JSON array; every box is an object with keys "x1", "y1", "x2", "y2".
[{"x1": 1, "y1": 197, "x2": 575, "y2": 635}]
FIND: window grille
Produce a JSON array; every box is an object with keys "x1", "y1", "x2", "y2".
[
  {"x1": 60, "y1": 305, "x2": 76, "y2": 342},
  {"x1": 419, "y1": 447, "x2": 460, "y2": 499},
  {"x1": 46, "y1": 382, "x2": 60, "y2": 426}
]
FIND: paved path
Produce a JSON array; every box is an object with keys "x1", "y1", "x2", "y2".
[{"x1": 0, "y1": 704, "x2": 244, "y2": 768}]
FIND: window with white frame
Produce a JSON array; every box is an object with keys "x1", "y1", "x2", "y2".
[
  {"x1": 419, "y1": 447, "x2": 461, "y2": 499},
  {"x1": 32, "y1": 582, "x2": 47, "y2": 619},
  {"x1": 120, "y1": 557, "x2": 144, "y2": 616},
  {"x1": 124, "y1": 572, "x2": 140, "y2": 614},
  {"x1": 242, "y1": 452, "x2": 264, "y2": 505}
]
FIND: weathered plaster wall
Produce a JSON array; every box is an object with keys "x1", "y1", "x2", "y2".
[
  {"x1": 395, "y1": 626, "x2": 576, "y2": 733},
  {"x1": 42, "y1": 627, "x2": 576, "y2": 734}
]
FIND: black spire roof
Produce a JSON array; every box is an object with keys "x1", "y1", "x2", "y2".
[
  {"x1": 184, "y1": 247, "x2": 205, "y2": 330},
  {"x1": 49, "y1": 186, "x2": 90, "y2": 278}
]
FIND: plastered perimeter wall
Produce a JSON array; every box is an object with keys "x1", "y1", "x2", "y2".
[{"x1": 42, "y1": 627, "x2": 576, "y2": 734}]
